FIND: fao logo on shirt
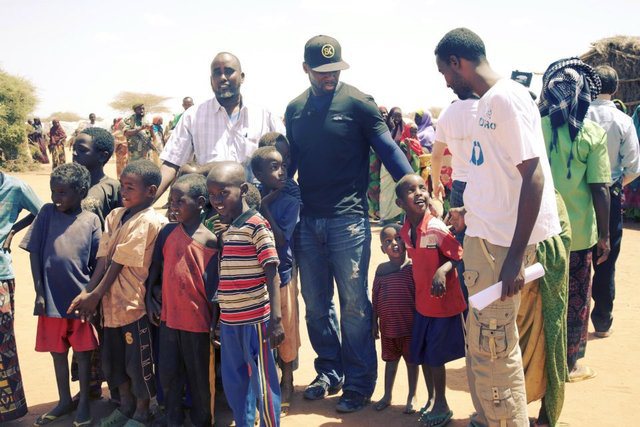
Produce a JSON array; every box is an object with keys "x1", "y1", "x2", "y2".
[{"x1": 470, "y1": 141, "x2": 484, "y2": 166}]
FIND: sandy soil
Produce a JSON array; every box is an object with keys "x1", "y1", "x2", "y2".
[{"x1": 4, "y1": 152, "x2": 639, "y2": 426}]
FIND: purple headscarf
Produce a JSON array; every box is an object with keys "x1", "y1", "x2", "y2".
[{"x1": 416, "y1": 109, "x2": 435, "y2": 152}]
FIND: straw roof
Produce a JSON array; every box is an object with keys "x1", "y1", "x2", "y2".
[{"x1": 580, "y1": 36, "x2": 640, "y2": 113}]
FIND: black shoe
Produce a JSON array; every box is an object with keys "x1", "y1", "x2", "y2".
[
  {"x1": 303, "y1": 377, "x2": 343, "y2": 400},
  {"x1": 335, "y1": 390, "x2": 370, "y2": 413}
]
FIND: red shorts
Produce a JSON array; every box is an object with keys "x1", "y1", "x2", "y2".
[
  {"x1": 381, "y1": 335, "x2": 412, "y2": 362},
  {"x1": 35, "y1": 316, "x2": 99, "y2": 353}
]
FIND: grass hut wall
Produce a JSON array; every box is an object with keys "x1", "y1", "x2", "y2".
[{"x1": 580, "y1": 36, "x2": 640, "y2": 115}]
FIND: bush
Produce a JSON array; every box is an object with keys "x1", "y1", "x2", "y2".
[{"x1": 0, "y1": 68, "x2": 38, "y2": 170}]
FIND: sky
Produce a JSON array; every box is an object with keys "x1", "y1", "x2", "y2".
[{"x1": 1, "y1": 0, "x2": 639, "y2": 121}]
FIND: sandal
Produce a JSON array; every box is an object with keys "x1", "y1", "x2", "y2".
[
  {"x1": 33, "y1": 411, "x2": 72, "y2": 426},
  {"x1": 99, "y1": 408, "x2": 129, "y2": 427},
  {"x1": 420, "y1": 409, "x2": 453, "y2": 427}
]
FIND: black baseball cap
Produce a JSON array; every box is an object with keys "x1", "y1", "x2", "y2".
[{"x1": 304, "y1": 35, "x2": 350, "y2": 72}]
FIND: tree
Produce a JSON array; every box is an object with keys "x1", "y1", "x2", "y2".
[
  {"x1": 45, "y1": 111, "x2": 83, "y2": 122},
  {"x1": 109, "y1": 91, "x2": 171, "y2": 113},
  {"x1": 0, "y1": 68, "x2": 38, "y2": 170}
]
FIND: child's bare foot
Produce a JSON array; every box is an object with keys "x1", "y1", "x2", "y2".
[
  {"x1": 74, "y1": 401, "x2": 92, "y2": 426},
  {"x1": 404, "y1": 395, "x2": 417, "y2": 414},
  {"x1": 420, "y1": 401, "x2": 452, "y2": 427},
  {"x1": 418, "y1": 397, "x2": 434, "y2": 415},
  {"x1": 280, "y1": 381, "x2": 294, "y2": 415},
  {"x1": 374, "y1": 395, "x2": 391, "y2": 411},
  {"x1": 34, "y1": 400, "x2": 74, "y2": 425}
]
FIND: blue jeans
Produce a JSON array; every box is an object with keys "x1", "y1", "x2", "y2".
[{"x1": 295, "y1": 215, "x2": 377, "y2": 397}]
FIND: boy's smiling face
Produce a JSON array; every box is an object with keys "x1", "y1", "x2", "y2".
[
  {"x1": 396, "y1": 174, "x2": 430, "y2": 219},
  {"x1": 50, "y1": 179, "x2": 84, "y2": 214},
  {"x1": 207, "y1": 180, "x2": 245, "y2": 223},
  {"x1": 380, "y1": 226, "x2": 406, "y2": 261},
  {"x1": 120, "y1": 173, "x2": 154, "y2": 209},
  {"x1": 255, "y1": 151, "x2": 286, "y2": 191},
  {"x1": 169, "y1": 182, "x2": 204, "y2": 225}
]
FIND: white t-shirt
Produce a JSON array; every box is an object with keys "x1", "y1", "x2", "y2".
[
  {"x1": 160, "y1": 97, "x2": 285, "y2": 167},
  {"x1": 434, "y1": 98, "x2": 478, "y2": 182},
  {"x1": 464, "y1": 79, "x2": 560, "y2": 247}
]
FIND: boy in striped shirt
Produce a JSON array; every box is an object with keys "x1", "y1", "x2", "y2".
[{"x1": 207, "y1": 161, "x2": 284, "y2": 427}]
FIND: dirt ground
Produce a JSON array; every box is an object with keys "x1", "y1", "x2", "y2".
[{"x1": 4, "y1": 153, "x2": 639, "y2": 426}]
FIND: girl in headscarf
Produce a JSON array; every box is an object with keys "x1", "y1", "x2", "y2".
[
  {"x1": 415, "y1": 109, "x2": 436, "y2": 152},
  {"x1": 29, "y1": 118, "x2": 50, "y2": 164},
  {"x1": 111, "y1": 118, "x2": 127, "y2": 177},
  {"x1": 386, "y1": 107, "x2": 405, "y2": 143},
  {"x1": 149, "y1": 116, "x2": 165, "y2": 166},
  {"x1": 48, "y1": 119, "x2": 67, "y2": 169}
]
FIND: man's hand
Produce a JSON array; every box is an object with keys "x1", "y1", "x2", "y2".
[
  {"x1": 266, "y1": 318, "x2": 285, "y2": 348},
  {"x1": 432, "y1": 182, "x2": 445, "y2": 201},
  {"x1": 595, "y1": 237, "x2": 610, "y2": 265},
  {"x1": 33, "y1": 294, "x2": 45, "y2": 316},
  {"x1": 372, "y1": 317, "x2": 379, "y2": 340},
  {"x1": 67, "y1": 289, "x2": 101, "y2": 321},
  {"x1": 261, "y1": 189, "x2": 281, "y2": 207},
  {"x1": 499, "y1": 254, "x2": 525, "y2": 300},
  {"x1": 446, "y1": 207, "x2": 466, "y2": 234},
  {"x1": 146, "y1": 299, "x2": 161, "y2": 326},
  {"x1": 431, "y1": 269, "x2": 447, "y2": 298},
  {"x1": 1, "y1": 231, "x2": 14, "y2": 253}
]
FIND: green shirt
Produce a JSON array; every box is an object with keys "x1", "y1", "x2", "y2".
[{"x1": 542, "y1": 117, "x2": 610, "y2": 251}]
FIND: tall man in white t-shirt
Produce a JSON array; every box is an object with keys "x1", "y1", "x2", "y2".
[
  {"x1": 156, "y1": 52, "x2": 284, "y2": 199},
  {"x1": 435, "y1": 28, "x2": 561, "y2": 427}
]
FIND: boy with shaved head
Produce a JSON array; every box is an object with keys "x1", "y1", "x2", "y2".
[{"x1": 207, "y1": 161, "x2": 284, "y2": 426}]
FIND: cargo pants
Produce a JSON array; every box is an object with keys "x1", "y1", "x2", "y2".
[{"x1": 463, "y1": 236, "x2": 537, "y2": 427}]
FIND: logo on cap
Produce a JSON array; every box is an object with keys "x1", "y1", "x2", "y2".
[{"x1": 321, "y1": 44, "x2": 335, "y2": 59}]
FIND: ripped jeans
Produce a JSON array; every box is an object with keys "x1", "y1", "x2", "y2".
[
  {"x1": 295, "y1": 215, "x2": 377, "y2": 398},
  {"x1": 463, "y1": 236, "x2": 536, "y2": 427}
]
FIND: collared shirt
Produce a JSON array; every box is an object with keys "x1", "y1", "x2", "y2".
[
  {"x1": 399, "y1": 213, "x2": 466, "y2": 318},
  {"x1": 587, "y1": 99, "x2": 640, "y2": 183},
  {"x1": 160, "y1": 97, "x2": 284, "y2": 168},
  {"x1": 97, "y1": 207, "x2": 167, "y2": 327},
  {"x1": 543, "y1": 118, "x2": 611, "y2": 251},
  {"x1": 218, "y1": 209, "x2": 279, "y2": 326}
]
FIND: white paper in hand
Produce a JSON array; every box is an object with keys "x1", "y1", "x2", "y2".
[{"x1": 468, "y1": 262, "x2": 545, "y2": 311}]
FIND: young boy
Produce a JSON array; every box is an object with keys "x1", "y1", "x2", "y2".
[
  {"x1": 72, "y1": 125, "x2": 121, "y2": 402},
  {"x1": 20, "y1": 163, "x2": 102, "y2": 426},
  {"x1": 146, "y1": 173, "x2": 218, "y2": 426},
  {"x1": 395, "y1": 174, "x2": 465, "y2": 427},
  {"x1": 0, "y1": 171, "x2": 42, "y2": 423},
  {"x1": 207, "y1": 161, "x2": 284, "y2": 426},
  {"x1": 371, "y1": 224, "x2": 418, "y2": 414},
  {"x1": 257, "y1": 132, "x2": 301, "y2": 202},
  {"x1": 68, "y1": 160, "x2": 167, "y2": 426},
  {"x1": 73, "y1": 127, "x2": 121, "y2": 229},
  {"x1": 251, "y1": 146, "x2": 301, "y2": 415}
]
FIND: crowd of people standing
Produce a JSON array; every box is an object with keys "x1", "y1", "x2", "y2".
[{"x1": 1, "y1": 27, "x2": 639, "y2": 427}]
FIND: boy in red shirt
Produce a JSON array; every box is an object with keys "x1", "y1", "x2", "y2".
[
  {"x1": 146, "y1": 173, "x2": 218, "y2": 426},
  {"x1": 395, "y1": 173, "x2": 466, "y2": 427}
]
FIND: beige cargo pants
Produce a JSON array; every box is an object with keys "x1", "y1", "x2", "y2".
[{"x1": 463, "y1": 236, "x2": 537, "y2": 427}]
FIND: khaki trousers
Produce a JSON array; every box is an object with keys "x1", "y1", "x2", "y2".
[{"x1": 463, "y1": 236, "x2": 536, "y2": 427}]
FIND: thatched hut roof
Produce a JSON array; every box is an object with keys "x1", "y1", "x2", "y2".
[{"x1": 580, "y1": 36, "x2": 640, "y2": 114}]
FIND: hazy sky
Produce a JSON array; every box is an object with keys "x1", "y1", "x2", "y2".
[{"x1": 2, "y1": 0, "x2": 638, "y2": 120}]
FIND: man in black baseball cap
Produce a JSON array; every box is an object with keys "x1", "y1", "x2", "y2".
[{"x1": 286, "y1": 35, "x2": 413, "y2": 413}]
